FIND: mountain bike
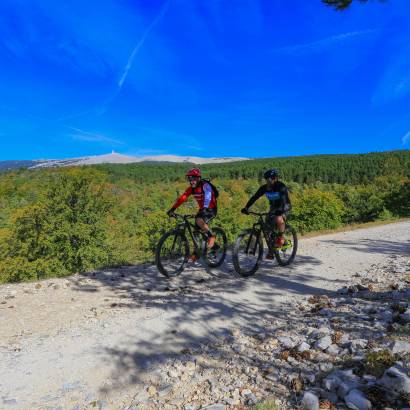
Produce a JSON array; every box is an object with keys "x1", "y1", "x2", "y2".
[
  {"x1": 232, "y1": 211, "x2": 297, "y2": 277},
  {"x1": 155, "y1": 214, "x2": 227, "y2": 278}
]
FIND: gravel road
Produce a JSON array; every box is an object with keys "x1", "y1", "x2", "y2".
[{"x1": 1, "y1": 221, "x2": 409, "y2": 410}]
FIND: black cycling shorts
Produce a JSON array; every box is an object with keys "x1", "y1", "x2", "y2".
[
  {"x1": 266, "y1": 210, "x2": 288, "y2": 227},
  {"x1": 196, "y1": 207, "x2": 217, "y2": 224}
]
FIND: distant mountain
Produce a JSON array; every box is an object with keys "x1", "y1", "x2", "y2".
[
  {"x1": 136, "y1": 154, "x2": 249, "y2": 164},
  {"x1": 0, "y1": 160, "x2": 39, "y2": 171},
  {"x1": 1, "y1": 152, "x2": 248, "y2": 170},
  {"x1": 30, "y1": 152, "x2": 140, "y2": 168}
]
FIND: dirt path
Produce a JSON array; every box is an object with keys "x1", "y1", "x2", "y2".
[{"x1": 1, "y1": 221, "x2": 409, "y2": 410}]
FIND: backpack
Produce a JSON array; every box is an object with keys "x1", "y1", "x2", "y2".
[{"x1": 201, "y1": 178, "x2": 219, "y2": 199}]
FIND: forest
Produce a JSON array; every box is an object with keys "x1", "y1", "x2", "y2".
[{"x1": 0, "y1": 150, "x2": 409, "y2": 283}]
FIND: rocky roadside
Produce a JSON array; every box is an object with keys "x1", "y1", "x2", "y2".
[{"x1": 129, "y1": 255, "x2": 410, "y2": 410}]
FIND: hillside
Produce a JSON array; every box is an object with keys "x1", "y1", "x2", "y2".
[
  {"x1": 95, "y1": 150, "x2": 410, "y2": 184},
  {"x1": 0, "y1": 149, "x2": 409, "y2": 284},
  {"x1": 2, "y1": 151, "x2": 409, "y2": 185}
]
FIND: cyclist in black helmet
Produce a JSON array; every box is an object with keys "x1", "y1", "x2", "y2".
[{"x1": 241, "y1": 169, "x2": 292, "y2": 259}]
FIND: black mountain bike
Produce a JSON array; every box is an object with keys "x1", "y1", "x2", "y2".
[
  {"x1": 232, "y1": 211, "x2": 297, "y2": 277},
  {"x1": 155, "y1": 214, "x2": 227, "y2": 278}
]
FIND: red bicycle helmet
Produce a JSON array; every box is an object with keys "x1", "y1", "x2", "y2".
[{"x1": 186, "y1": 168, "x2": 201, "y2": 177}]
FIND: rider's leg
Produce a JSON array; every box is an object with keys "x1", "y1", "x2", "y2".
[
  {"x1": 275, "y1": 215, "x2": 285, "y2": 233},
  {"x1": 195, "y1": 217, "x2": 215, "y2": 248},
  {"x1": 195, "y1": 216, "x2": 207, "y2": 231},
  {"x1": 187, "y1": 217, "x2": 207, "y2": 262},
  {"x1": 274, "y1": 215, "x2": 286, "y2": 247}
]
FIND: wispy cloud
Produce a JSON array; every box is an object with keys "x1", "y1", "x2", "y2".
[
  {"x1": 402, "y1": 131, "x2": 410, "y2": 145},
  {"x1": 377, "y1": 115, "x2": 410, "y2": 141},
  {"x1": 94, "y1": 0, "x2": 170, "y2": 116},
  {"x1": 68, "y1": 127, "x2": 123, "y2": 146},
  {"x1": 373, "y1": 45, "x2": 410, "y2": 104},
  {"x1": 118, "y1": 0, "x2": 170, "y2": 89},
  {"x1": 274, "y1": 29, "x2": 378, "y2": 55}
]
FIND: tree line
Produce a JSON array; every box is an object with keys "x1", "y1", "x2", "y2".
[
  {"x1": 0, "y1": 150, "x2": 409, "y2": 283},
  {"x1": 95, "y1": 150, "x2": 410, "y2": 185}
]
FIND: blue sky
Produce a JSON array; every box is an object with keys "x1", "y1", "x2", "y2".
[{"x1": 0, "y1": 0, "x2": 409, "y2": 160}]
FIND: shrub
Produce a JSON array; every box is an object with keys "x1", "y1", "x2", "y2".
[
  {"x1": 364, "y1": 350, "x2": 396, "y2": 377},
  {"x1": 289, "y1": 188, "x2": 345, "y2": 233},
  {"x1": 334, "y1": 185, "x2": 386, "y2": 223},
  {"x1": 386, "y1": 180, "x2": 410, "y2": 217}
]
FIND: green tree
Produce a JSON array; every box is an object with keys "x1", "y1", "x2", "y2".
[
  {"x1": 322, "y1": 0, "x2": 384, "y2": 11},
  {"x1": 334, "y1": 185, "x2": 386, "y2": 223},
  {"x1": 0, "y1": 169, "x2": 112, "y2": 282},
  {"x1": 290, "y1": 188, "x2": 345, "y2": 232},
  {"x1": 386, "y1": 180, "x2": 410, "y2": 217},
  {"x1": 1, "y1": 150, "x2": 409, "y2": 284}
]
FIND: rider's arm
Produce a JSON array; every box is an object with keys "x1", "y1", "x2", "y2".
[
  {"x1": 279, "y1": 185, "x2": 289, "y2": 212},
  {"x1": 171, "y1": 187, "x2": 193, "y2": 210},
  {"x1": 203, "y1": 182, "x2": 212, "y2": 209},
  {"x1": 244, "y1": 185, "x2": 267, "y2": 209}
]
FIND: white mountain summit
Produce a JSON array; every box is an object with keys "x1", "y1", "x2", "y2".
[{"x1": 30, "y1": 151, "x2": 248, "y2": 168}]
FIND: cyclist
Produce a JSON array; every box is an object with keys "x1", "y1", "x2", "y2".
[
  {"x1": 167, "y1": 168, "x2": 217, "y2": 252},
  {"x1": 241, "y1": 168, "x2": 291, "y2": 259}
]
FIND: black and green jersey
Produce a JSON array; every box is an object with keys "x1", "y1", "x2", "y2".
[{"x1": 245, "y1": 181, "x2": 291, "y2": 214}]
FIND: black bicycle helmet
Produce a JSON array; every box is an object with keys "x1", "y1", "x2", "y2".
[{"x1": 264, "y1": 168, "x2": 279, "y2": 179}]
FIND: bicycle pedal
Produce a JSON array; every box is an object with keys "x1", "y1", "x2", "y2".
[
  {"x1": 188, "y1": 254, "x2": 199, "y2": 262},
  {"x1": 265, "y1": 253, "x2": 275, "y2": 260}
]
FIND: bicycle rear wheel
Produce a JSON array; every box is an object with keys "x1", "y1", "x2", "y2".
[
  {"x1": 233, "y1": 229, "x2": 263, "y2": 277},
  {"x1": 155, "y1": 230, "x2": 189, "y2": 278},
  {"x1": 203, "y1": 227, "x2": 227, "y2": 268},
  {"x1": 274, "y1": 224, "x2": 298, "y2": 266}
]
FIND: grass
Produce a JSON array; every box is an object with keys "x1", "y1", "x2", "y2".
[
  {"x1": 363, "y1": 350, "x2": 397, "y2": 378},
  {"x1": 253, "y1": 397, "x2": 280, "y2": 410}
]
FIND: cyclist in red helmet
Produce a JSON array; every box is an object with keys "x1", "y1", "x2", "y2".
[{"x1": 167, "y1": 168, "x2": 218, "y2": 253}]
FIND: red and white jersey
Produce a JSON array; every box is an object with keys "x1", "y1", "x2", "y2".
[{"x1": 172, "y1": 181, "x2": 217, "y2": 210}]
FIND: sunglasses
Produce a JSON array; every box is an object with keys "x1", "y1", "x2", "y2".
[{"x1": 187, "y1": 176, "x2": 199, "y2": 181}]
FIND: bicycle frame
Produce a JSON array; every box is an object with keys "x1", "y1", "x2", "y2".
[
  {"x1": 248, "y1": 212, "x2": 278, "y2": 251},
  {"x1": 173, "y1": 215, "x2": 204, "y2": 255}
]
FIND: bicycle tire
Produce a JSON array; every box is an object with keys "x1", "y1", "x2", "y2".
[
  {"x1": 274, "y1": 224, "x2": 298, "y2": 266},
  {"x1": 232, "y1": 229, "x2": 264, "y2": 277},
  {"x1": 203, "y1": 227, "x2": 228, "y2": 268},
  {"x1": 155, "y1": 230, "x2": 189, "y2": 278}
]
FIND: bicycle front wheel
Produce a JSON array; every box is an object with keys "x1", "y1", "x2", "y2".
[
  {"x1": 155, "y1": 230, "x2": 189, "y2": 278},
  {"x1": 233, "y1": 229, "x2": 263, "y2": 277},
  {"x1": 274, "y1": 224, "x2": 298, "y2": 266},
  {"x1": 203, "y1": 227, "x2": 228, "y2": 268}
]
